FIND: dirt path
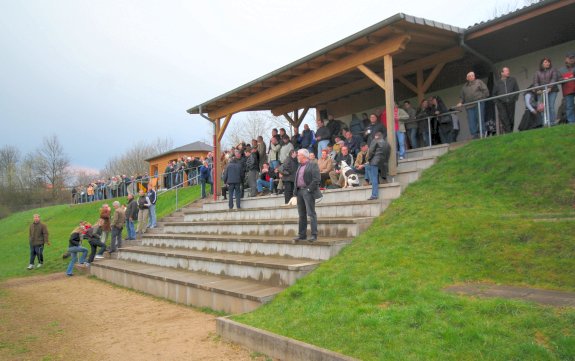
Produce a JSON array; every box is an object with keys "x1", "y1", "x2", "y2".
[{"x1": 0, "y1": 274, "x2": 267, "y2": 361}]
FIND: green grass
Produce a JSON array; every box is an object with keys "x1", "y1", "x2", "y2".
[
  {"x1": 0, "y1": 185, "x2": 201, "y2": 281},
  {"x1": 234, "y1": 125, "x2": 575, "y2": 361}
]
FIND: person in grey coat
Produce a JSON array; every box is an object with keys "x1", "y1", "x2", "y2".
[{"x1": 293, "y1": 149, "x2": 321, "y2": 242}]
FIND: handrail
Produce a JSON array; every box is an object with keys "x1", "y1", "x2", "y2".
[
  {"x1": 398, "y1": 77, "x2": 575, "y2": 146},
  {"x1": 71, "y1": 165, "x2": 203, "y2": 204}
]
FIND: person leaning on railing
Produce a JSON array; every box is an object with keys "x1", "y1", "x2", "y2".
[{"x1": 457, "y1": 71, "x2": 489, "y2": 139}]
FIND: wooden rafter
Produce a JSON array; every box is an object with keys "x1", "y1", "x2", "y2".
[
  {"x1": 357, "y1": 64, "x2": 386, "y2": 90},
  {"x1": 394, "y1": 46, "x2": 464, "y2": 76},
  {"x1": 217, "y1": 114, "x2": 233, "y2": 142},
  {"x1": 298, "y1": 107, "x2": 309, "y2": 127},
  {"x1": 271, "y1": 47, "x2": 461, "y2": 115},
  {"x1": 283, "y1": 112, "x2": 295, "y2": 127},
  {"x1": 208, "y1": 35, "x2": 410, "y2": 119},
  {"x1": 422, "y1": 62, "x2": 445, "y2": 90},
  {"x1": 271, "y1": 78, "x2": 374, "y2": 116},
  {"x1": 397, "y1": 75, "x2": 419, "y2": 94}
]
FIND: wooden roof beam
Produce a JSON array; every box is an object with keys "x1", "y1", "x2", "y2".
[
  {"x1": 394, "y1": 46, "x2": 464, "y2": 75},
  {"x1": 271, "y1": 48, "x2": 462, "y2": 115},
  {"x1": 271, "y1": 78, "x2": 374, "y2": 115},
  {"x1": 208, "y1": 35, "x2": 410, "y2": 119},
  {"x1": 357, "y1": 64, "x2": 386, "y2": 89}
]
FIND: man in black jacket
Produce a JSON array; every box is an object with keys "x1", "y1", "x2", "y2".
[
  {"x1": 223, "y1": 150, "x2": 244, "y2": 210},
  {"x1": 365, "y1": 132, "x2": 391, "y2": 200},
  {"x1": 245, "y1": 147, "x2": 259, "y2": 197},
  {"x1": 493, "y1": 66, "x2": 520, "y2": 133},
  {"x1": 125, "y1": 194, "x2": 138, "y2": 240},
  {"x1": 293, "y1": 149, "x2": 321, "y2": 242}
]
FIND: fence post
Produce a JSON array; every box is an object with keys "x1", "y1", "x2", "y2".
[
  {"x1": 427, "y1": 116, "x2": 432, "y2": 148},
  {"x1": 477, "y1": 102, "x2": 484, "y2": 138}
]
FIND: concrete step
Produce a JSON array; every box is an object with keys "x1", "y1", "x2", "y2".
[
  {"x1": 203, "y1": 183, "x2": 401, "y2": 211},
  {"x1": 163, "y1": 217, "x2": 374, "y2": 238},
  {"x1": 141, "y1": 234, "x2": 352, "y2": 261},
  {"x1": 392, "y1": 169, "x2": 422, "y2": 190},
  {"x1": 405, "y1": 143, "x2": 449, "y2": 159},
  {"x1": 397, "y1": 156, "x2": 437, "y2": 172},
  {"x1": 183, "y1": 199, "x2": 388, "y2": 222},
  {"x1": 160, "y1": 216, "x2": 185, "y2": 223},
  {"x1": 90, "y1": 259, "x2": 283, "y2": 314},
  {"x1": 116, "y1": 246, "x2": 320, "y2": 287}
]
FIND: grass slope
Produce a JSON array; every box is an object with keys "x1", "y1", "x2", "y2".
[
  {"x1": 235, "y1": 126, "x2": 575, "y2": 361},
  {"x1": 0, "y1": 186, "x2": 200, "y2": 281}
]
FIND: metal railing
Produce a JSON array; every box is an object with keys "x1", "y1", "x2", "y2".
[
  {"x1": 402, "y1": 77, "x2": 575, "y2": 148},
  {"x1": 71, "y1": 165, "x2": 203, "y2": 205},
  {"x1": 456, "y1": 77, "x2": 574, "y2": 138}
]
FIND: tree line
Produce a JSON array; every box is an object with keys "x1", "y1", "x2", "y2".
[{"x1": 0, "y1": 135, "x2": 172, "y2": 218}]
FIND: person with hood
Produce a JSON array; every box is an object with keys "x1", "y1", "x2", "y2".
[
  {"x1": 84, "y1": 220, "x2": 106, "y2": 263},
  {"x1": 125, "y1": 193, "x2": 138, "y2": 240}
]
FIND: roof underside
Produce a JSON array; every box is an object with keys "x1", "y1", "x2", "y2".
[
  {"x1": 187, "y1": 0, "x2": 574, "y2": 119},
  {"x1": 188, "y1": 14, "x2": 464, "y2": 118},
  {"x1": 465, "y1": 0, "x2": 575, "y2": 63}
]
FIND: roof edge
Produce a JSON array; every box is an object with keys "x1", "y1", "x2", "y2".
[
  {"x1": 464, "y1": 0, "x2": 566, "y2": 35},
  {"x1": 187, "y1": 13, "x2": 463, "y2": 116}
]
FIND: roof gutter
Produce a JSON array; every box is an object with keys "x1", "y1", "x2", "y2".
[{"x1": 197, "y1": 105, "x2": 214, "y2": 123}]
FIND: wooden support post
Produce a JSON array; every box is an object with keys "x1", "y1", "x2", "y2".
[
  {"x1": 214, "y1": 113, "x2": 233, "y2": 199},
  {"x1": 357, "y1": 64, "x2": 386, "y2": 89},
  {"x1": 384, "y1": 55, "x2": 397, "y2": 177},
  {"x1": 213, "y1": 118, "x2": 220, "y2": 200},
  {"x1": 416, "y1": 69, "x2": 424, "y2": 104},
  {"x1": 298, "y1": 107, "x2": 309, "y2": 128},
  {"x1": 283, "y1": 113, "x2": 296, "y2": 128},
  {"x1": 293, "y1": 109, "x2": 299, "y2": 133}
]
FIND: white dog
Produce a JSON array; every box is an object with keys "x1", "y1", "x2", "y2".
[{"x1": 340, "y1": 160, "x2": 360, "y2": 188}]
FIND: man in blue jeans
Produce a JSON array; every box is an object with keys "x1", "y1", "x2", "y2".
[
  {"x1": 365, "y1": 132, "x2": 391, "y2": 200},
  {"x1": 125, "y1": 194, "x2": 138, "y2": 240},
  {"x1": 457, "y1": 71, "x2": 489, "y2": 139},
  {"x1": 28, "y1": 214, "x2": 50, "y2": 270}
]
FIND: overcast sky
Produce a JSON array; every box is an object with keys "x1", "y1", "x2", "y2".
[{"x1": 0, "y1": 0, "x2": 517, "y2": 171}]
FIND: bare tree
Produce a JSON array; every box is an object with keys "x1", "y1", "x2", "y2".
[
  {"x1": 36, "y1": 135, "x2": 70, "y2": 197},
  {"x1": 0, "y1": 145, "x2": 20, "y2": 188},
  {"x1": 101, "y1": 137, "x2": 173, "y2": 178},
  {"x1": 223, "y1": 111, "x2": 292, "y2": 149}
]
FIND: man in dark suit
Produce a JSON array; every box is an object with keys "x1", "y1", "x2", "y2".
[
  {"x1": 293, "y1": 149, "x2": 321, "y2": 242},
  {"x1": 223, "y1": 150, "x2": 244, "y2": 210}
]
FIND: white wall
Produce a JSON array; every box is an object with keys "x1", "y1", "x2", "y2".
[{"x1": 339, "y1": 39, "x2": 575, "y2": 140}]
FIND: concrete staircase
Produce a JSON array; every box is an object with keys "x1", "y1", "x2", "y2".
[{"x1": 90, "y1": 144, "x2": 449, "y2": 314}]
